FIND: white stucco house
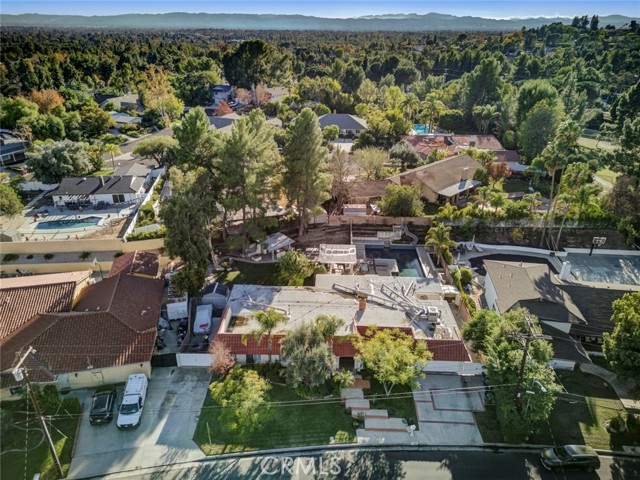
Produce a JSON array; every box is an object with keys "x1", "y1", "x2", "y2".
[{"x1": 51, "y1": 175, "x2": 146, "y2": 207}]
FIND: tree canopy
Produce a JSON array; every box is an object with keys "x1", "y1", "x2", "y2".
[{"x1": 603, "y1": 292, "x2": 640, "y2": 381}]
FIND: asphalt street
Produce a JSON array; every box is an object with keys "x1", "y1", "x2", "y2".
[{"x1": 100, "y1": 449, "x2": 640, "y2": 480}]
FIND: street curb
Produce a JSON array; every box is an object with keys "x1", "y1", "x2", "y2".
[{"x1": 69, "y1": 443, "x2": 640, "y2": 479}]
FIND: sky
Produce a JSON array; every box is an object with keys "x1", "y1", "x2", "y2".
[{"x1": 2, "y1": 1, "x2": 639, "y2": 19}]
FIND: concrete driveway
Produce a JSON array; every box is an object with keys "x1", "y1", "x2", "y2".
[
  {"x1": 68, "y1": 367, "x2": 211, "y2": 479},
  {"x1": 413, "y1": 374, "x2": 484, "y2": 445}
]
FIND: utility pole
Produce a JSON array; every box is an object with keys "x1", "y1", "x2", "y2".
[
  {"x1": 509, "y1": 316, "x2": 551, "y2": 408},
  {"x1": 12, "y1": 346, "x2": 64, "y2": 476}
]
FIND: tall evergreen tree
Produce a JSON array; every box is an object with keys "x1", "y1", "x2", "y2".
[{"x1": 283, "y1": 108, "x2": 332, "y2": 238}]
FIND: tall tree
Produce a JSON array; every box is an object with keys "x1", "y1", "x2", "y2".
[
  {"x1": 425, "y1": 222, "x2": 456, "y2": 266},
  {"x1": 519, "y1": 99, "x2": 565, "y2": 162},
  {"x1": 355, "y1": 327, "x2": 431, "y2": 396},
  {"x1": 328, "y1": 147, "x2": 353, "y2": 213},
  {"x1": 78, "y1": 104, "x2": 116, "y2": 139},
  {"x1": 223, "y1": 40, "x2": 290, "y2": 107},
  {"x1": 419, "y1": 92, "x2": 445, "y2": 133},
  {"x1": 277, "y1": 250, "x2": 316, "y2": 286},
  {"x1": 218, "y1": 110, "x2": 282, "y2": 248},
  {"x1": 132, "y1": 136, "x2": 178, "y2": 167},
  {"x1": 172, "y1": 107, "x2": 221, "y2": 171},
  {"x1": 472, "y1": 104, "x2": 500, "y2": 134},
  {"x1": 29, "y1": 89, "x2": 65, "y2": 114},
  {"x1": 27, "y1": 140, "x2": 92, "y2": 183},
  {"x1": 140, "y1": 67, "x2": 184, "y2": 122},
  {"x1": 283, "y1": 108, "x2": 331, "y2": 237},
  {"x1": 280, "y1": 323, "x2": 335, "y2": 391},
  {"x1": 0, "y1": 183, "x2": 23, "y2": 217},
  {"x1": 603, "y1": 292, "x2": 640, "y2": 381},
  {"x1": 104, "y1": 143, "x2": 121, "y2": 171},
  {"x1": 379, "y1": 184, "x2": 424, "y2": 217},
  {"x1": 243, "y1": 308, "x2": 288, "y2": 364},
  {"x1": 462, "y1": 57, "x2": 503, "y2": 115},
  {"x1": 516, "y1": 80, "x2": 559, "y2": 124},
  {"x1": 353, "y1": 147, "x2": 388, "y2": 180}
]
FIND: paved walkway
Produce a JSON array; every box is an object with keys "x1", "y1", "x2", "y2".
[{"x1": 581, "y1": 363, "x2": 640, "y2": 411}]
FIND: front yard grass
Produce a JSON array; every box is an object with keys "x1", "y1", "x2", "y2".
[
  {"x1": 194, "y1": 382, "x2": 357, "y2": 455},
  {"x1": 595, "y1": 168, "x2": 620, "y2": 185},
  {"x1": 501, "y1": 178, "x2": 552, "y2": 197},
  {"x1": 475, "y1": 372, "x2": 633, "y2": 450},
  {"x1": 366, "y1": 377, "x2": 417, "y2": 426},
  {"x1": 1, "y1": 396, "x2": 81, "y2": 480}
]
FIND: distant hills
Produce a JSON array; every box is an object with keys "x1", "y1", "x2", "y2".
[{"x1": 1, "y1": 12, "x2": 637, "y2": 31}]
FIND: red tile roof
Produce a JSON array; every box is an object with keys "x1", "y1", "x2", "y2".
[
  {"x1": 401, "y1": 135, "x2": 457, "y2": 158},
  {"x1": 215, "y1": 333, "x2": 284, "y2": 356},
  {"x1": 74, "y1": 274, "x2": 164, "y2": 332},
  {"x1": 451, "y1": 135, "x2": 505, "y2": 151},
  {"x1": 109, "y1": 251, "x2": 160, "y2": 278},
  {"x1": 0, "y1": 279, "x2": 81, "y2": 341},
  {"x1": 425, "y1": 339, "x2": 471, "y2": 362},
  {"x1": 0, "y1": 312, "x2": 156, "y2": 373}
]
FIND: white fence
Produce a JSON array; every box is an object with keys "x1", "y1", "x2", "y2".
[
  {"x1": 176, "y1": 353, "x2": 211, "y2": 367},
  {"x1": 123, "y1": 171, "x2": 165, "y2": 241},
  {"x1": 423, "y1": 361, "x2": 483, "y2": 374},
  {"x1": 474, "y1": 243, "x2": 569, "y2": 258}
]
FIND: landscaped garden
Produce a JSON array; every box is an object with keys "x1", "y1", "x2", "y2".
[
  {"x1": 193, "y1": 373, "x2": 357, "y2": 455},
  {"x1": 475, "y1": 372, "x2": 636, "y2": 450},
  {"x1": 1, "y1": 388, "x2": 81, "y2": 480}
]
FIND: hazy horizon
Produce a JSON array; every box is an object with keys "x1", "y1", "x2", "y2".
[{"x1": 2, "y1": 0, "x2": 639, "y2": 19}]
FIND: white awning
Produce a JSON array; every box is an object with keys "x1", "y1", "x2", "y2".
[{"x1": 437, "y1": 180, "x2": 481, "y2": 198}]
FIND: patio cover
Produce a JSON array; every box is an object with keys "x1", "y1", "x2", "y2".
[
  {"x1": 263, "y1": 232, "x2": 295, "y2": 253},
  {"x1": 318, "y1": 244, "x2": 358, "y2": 265},
  {"x1": 437, "y1": 180, "x2": 481, "y2": 198}
]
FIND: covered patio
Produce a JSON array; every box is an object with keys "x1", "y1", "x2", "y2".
[{"x1": 317, "y1": 244, "x2": 358, "y2": 274}]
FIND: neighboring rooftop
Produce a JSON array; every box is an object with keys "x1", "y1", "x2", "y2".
[
  {"x1": 451, "y1": 134, "x2": 505, "y2": 151},
  {"x1": 108, "y1": 250, "x2": 160, "y2": 278},
  {"x1": 0, "y1": 271, "x2": 91, "y2": 341},
  {"x1": 318, "y1": 114, "x2": 368, "y2": 131},
  {"x1": 113, "y1": 163, "x2": 152, "y2": 178},
  {"x1": 564, "y1": 252, "x2": 640, "y2": 287},
  {"x1": 52, "y1": 175, "x2": 145, "y2": 196}
]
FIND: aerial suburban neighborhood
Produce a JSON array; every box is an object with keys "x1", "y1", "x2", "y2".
[{"x1": 0, "y1": 1, "x2": 639, "y2": 479}]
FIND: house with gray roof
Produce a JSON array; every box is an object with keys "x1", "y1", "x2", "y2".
[
  {"x1": 318, "y1": 114, "x2": 368, "y2": 136},
  {"x1": 50, "y1": 175, "x2": 146, "y2": 207},
  {"x1": 388, "y1": 154, "x2": 482, "y2": 204}
]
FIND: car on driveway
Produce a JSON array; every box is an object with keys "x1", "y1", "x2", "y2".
[
  {"x1": 89, "y1": 388, "x2": 117, "y2": 426},
  {"x1": 540, "y1": 445, "x2": 600, "y2": 472}
]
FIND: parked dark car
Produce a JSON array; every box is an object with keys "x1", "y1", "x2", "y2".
[
  {"x1": 89, "y1": 388, "x2": 117, "y2": 426},
  {"x1": 540, "y1": 445, "x2": 600, "y2": 472}
]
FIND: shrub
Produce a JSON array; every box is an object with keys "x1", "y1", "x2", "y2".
[
  {"x1": 114, "y1": 252, "x2": 124, "y2": 258},
  {"x1": 43, "y1": 253, "x2": 55, "y2": 260},
  {"x1": 127, "y1": 225, "x2": 166, "y2": 241},
  {"x1": 136, "y1": 201, "x2": 156, "y2": 227},
  {"x1": 459, "y1": 267, "x2": 473, "y2": 287},
  {"x1": 79, "y1": 251, "x2": 92, "y2": 260},
  {"x1": 26, "y1": 254, "x2": 33, "y2": 260},
  {"x1": 2, "y1": 253, "x2": 19, "y2": 262}
]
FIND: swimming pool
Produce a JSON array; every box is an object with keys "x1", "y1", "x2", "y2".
[
  {"x1": 412, "y1": 124, "x2": 431, "y2": 135},
  {"x1": 365, "y1": 246, "x2": 425, "y2": 277},
  {"x1": 36, "y1": 216, "x2": 102, "y2": 230}
]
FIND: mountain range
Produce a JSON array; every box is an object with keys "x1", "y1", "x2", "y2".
[{"x1": 1, "y1": 12, "x2": 637, "y2": 31}]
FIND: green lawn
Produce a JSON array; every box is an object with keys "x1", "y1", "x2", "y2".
[
  {"x1": 501, "y1": 179, "x2": 552, "y2": 197},
  {"x1": 90, "y1": 169, "x2": 114, "y2": 176},
  {"x1": 595, "y1": 168, "x2": 621, "y2": 185},
  {"x1": 475, "y1": 372, "x2": 633, "y2": 450},
  {"x1": 215, "y1": 261, "x2": 281, "y2": 286},
  {"x1": 194, "y1": 382, "x2": 357, "y2": 455},
  {"x1": 578, "y1": 137, "x2": 616, "y2": 152},
  {"x1": 1, "y1": 396, "x2": 81, "y2": 480},
  {"x1": 366, "y1": 377, "x2": 418, "y2": 426}
]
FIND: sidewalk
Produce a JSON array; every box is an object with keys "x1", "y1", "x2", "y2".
[{"x1": 580, "y1": 363, "x2": 640, "y2": 411}]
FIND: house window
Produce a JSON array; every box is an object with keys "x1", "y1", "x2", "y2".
[
  {"x1": 112, "y1": 194, "x2": 125, "y2": 203},
  {"x1": 9, "y1": 385, "x2": 25, "y2": 396}
]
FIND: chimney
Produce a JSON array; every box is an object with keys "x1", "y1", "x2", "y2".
[
  {"x1": 461, "y1": 167, "x2": 469, "y2": 182},
  {"x1": 100, "y1": 176, "x2": 105, "y2": 186},
  {"x1": 358, "y1": 296, "x2": 367, "y2": 312}
]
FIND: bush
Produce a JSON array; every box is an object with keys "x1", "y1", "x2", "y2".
[
  {"x1": 3, "y1": 253, "x2": 19, "y2": 262},
  {"x1": 26, "y1": 254, "x2": 33, "y2": 260},
  {"x1": 79, "y1": 251, "x2": 91, "y2": 260},
  {"x1": 460, "y1": 267, "x2": 473, "y2": 287},
  {"x1": 136, "y1": 201, "x2": 156, "y2": 227},
  {"x1": 127, "y1": 226, "x2": 166, "y2": 241},
  {"x1": 43, "y1": 253, "x2": 55, "y2": 260},
  {"x1": 114, "y1": 252, "x2": 124, "y2": 258}
]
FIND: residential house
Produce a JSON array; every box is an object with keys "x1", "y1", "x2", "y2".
[
  {"x1": 212, "y1": 85, "x2": 235, "y2": 106},
  {"x1": 346, "y1": 180, "x2": 391, "y2": 205},
  {"x1": 212, "y1": 274, "x2": 471, "y2": 373},
  {"x1": 0, "y1": 253, "x2": 163, "y2": 398},
  {"x1": 0, "y1": 129, "x2": 29, "y2": 166},
  {"x1": 209, "y1": 112, "x2": 282, "y2": 135},
  {"x1": 96, "y1": 93, "x2": 142, "y2": 112},
  {"x1": 388, "y1": 154, "x2": 483, "y2": 204},
  {"x1": 482, "y1": 259, "x2": 633, "y2": 368},
  {"x1": 51, "y1": 175, "x2": 146, "y2": 207},
  {"x1": 451, "y1": 134, "x2": 521, "y2": 164},
  {"x1": 400, "y1": 134, "x2": 457, "y2": 160},
  {"x1": 109, "y1": 111, "x2": 142, "y2": 126},
  {"x1": 318, "y1": 114, "x2": 368, "y2": 137}
]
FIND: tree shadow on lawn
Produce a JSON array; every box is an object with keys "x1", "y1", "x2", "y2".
[
  {"x1": 215, "y1": 261, "x2": 281, "y2": 286},
  {"x1": 193, "y1": 383, "x2": 357, "y2": 455}
]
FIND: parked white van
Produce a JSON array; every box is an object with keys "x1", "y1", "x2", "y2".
[{"x1": 116, "y1": 374, "x2": 148, "y2": 429}]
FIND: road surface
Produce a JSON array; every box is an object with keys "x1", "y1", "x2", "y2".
[{"x1": 100, "y1": 448, "x2": 639, "y2": 480}]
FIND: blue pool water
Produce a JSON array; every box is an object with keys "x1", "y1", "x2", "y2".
[
  {"x1": 365, "y1": 247, "x2": 425, "y2": 277},
  {"x1": 412, "y1": 124, "x2": 431, "y2": 135},
  {"x1": 36, "y1": 216, "x2": 102, "y2": 230}
]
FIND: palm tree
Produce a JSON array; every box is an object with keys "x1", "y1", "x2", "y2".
[
  {"x1": 574, "y1": 183, "x2": 601, "y2": 220},
  {"x1": 104, "y1": 143, "x2": 121, "y2": 171},
  {"x1": 401, "y1": 93, "x2": 421, "y2": 122},
  {"x1": 552, "y1": 193, "x2": 573, "y2": 250},
  {"x1": 425, "y1": 222, "x2": 457, "y2": 267},
  {"x1": 471, "y1": 186, "x2": 492, "y2": 212},
  {"x1": 472, "y1": 104, "x2": 501, "y2": 134},
  {"x1": 522, "y1": 192, "x2": 542, "y2": 216},
  {"x1": 488, "y1": 190, "x2": 507, "y2": 212},
  {"x1": 242, "y1": 308, "x2": 288, "y2": 364},
  {"x1": 315, "y1": 315, "x2": 345, "y2": 347},
  {"x1": 532, "y1": 146, "x2": 566, "y2": 248},
  {"x1": 420, "y1": 92, "x2": 445, "y2": 133}
]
